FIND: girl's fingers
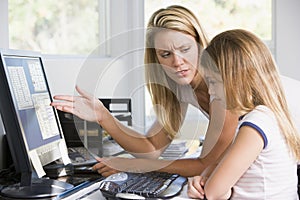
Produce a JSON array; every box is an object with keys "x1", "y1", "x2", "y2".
[
  {"x1": 200, "y1": 177, "x2": 207, "y2": 186},
  {"x1": 188, "y1": 176, "x2": 205, "y2": 195},
  {"x1": 187, "y1": 179, "x2": 204, "y2": 199},
  {"x1": 192, "y1": 176, "x2": 203, "y2": 191}
]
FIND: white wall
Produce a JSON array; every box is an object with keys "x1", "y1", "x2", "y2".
[
  {"x1": 43, "y1": 0, "x2": 146, "y2": 132},
  {"x1": 274, "y1": 1, "x2": 300, "y2": 132},
  {"x1": 275, "y1": 0, "x2": 300, "y2": 81}
]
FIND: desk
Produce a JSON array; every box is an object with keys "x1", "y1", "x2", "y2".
[
  {"x1": 58, "y1": 181, "x2": 191, "y2": 200},
  {"x1": 88, "y1": 185, "x2": 191, "y2": 200}
]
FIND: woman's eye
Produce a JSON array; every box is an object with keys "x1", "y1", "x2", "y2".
[
  {"x1": 161, "y1": 52, "x2": 170, "y2": 58},
  {"x1": 181, "y1": 47, "x2": 190, "y2": 53}
]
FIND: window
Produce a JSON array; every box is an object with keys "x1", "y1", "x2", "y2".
[
  {"x1": 145, "y1": 0, "x2": 273, "y2": 41},
  {"x1": 8, "y1": 0, "x2": 108, "y2": 55}
]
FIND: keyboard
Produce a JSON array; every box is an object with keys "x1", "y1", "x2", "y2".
[
  {"x1": 99, "y1": 171, "x2": 187, "y2": 199},
  {"x1": 68, "y1": 147, "x2": 98, "y2": 166}
]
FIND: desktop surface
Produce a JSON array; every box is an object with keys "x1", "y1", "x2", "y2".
[{"x1": 56, "y1": 175, "x2": 189, "y2": 200}]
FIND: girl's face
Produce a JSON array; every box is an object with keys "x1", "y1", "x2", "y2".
[
  {"x1": 154, "y1": 29, "x2": 199, "y2": 86},
  {"x1": 204, "y1": 69, "x2": 225, "y2": 104}
]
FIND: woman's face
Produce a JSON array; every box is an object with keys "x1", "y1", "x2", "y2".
[{"x1": 154, "y1": 29, "x2": 199, "y2": 86}]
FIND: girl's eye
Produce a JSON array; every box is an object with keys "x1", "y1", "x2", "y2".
[{"x1": 209, "y1": 80, "x2": 216, "y2": 85}]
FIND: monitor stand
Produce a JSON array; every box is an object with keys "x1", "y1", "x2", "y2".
[{"x1": 0, "y1": 178, "x2": 73, "y2": 199}]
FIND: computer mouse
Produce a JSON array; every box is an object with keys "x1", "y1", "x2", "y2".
[
  {"x1": 116, "y1": 192, "x2": 145, "y2": 200},
  {"x1": 104, "y1": 172, "x2": 128, "y2": 182}
]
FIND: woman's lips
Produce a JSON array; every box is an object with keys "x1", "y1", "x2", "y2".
[{"x1": 176, "y1": 69, "x2": 189, "y2": 77}]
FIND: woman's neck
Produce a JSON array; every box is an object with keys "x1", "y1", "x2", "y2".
[{"x1": 193, "y1": 78, "x2": 210, "y2": 113}]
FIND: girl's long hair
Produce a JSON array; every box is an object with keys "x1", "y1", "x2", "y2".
[{"x1": 201, "y1": 29, "x2": 300, "y2": 160}]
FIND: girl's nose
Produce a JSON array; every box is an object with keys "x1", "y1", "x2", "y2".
[{"x1": 208, "y1": 87, "x2": 214, "y2": 96}]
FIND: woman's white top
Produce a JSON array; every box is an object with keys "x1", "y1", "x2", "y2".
[{"x1": 231, "y1": 105, "x2": 298, "y2": 200}]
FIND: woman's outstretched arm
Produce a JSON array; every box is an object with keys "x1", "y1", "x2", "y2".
[{"x1": 51, "y1": 86, "x2": 172, "y2": 158}]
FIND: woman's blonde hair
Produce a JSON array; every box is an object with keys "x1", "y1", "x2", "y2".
[
  {"x1": 201, "y1": 29, "x2": 300, "y2": 160},
  {"x1": 144, "y1": 5, "x2": 209, "y2": 139}
]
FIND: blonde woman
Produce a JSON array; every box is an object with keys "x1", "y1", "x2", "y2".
[
  {"x1": 51, "y1": 5, "x2": 238, "y2": 177},
  {"x1": 188, "y1": 29, "x2": 300, "y2": 199}
]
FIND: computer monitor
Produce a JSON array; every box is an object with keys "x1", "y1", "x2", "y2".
[
  {"x1": 0, "y1": 115, "x2": 12, "y2": 171},
  {"x1": 0, "y1": 49, "x2": 73, "y2": 198}
]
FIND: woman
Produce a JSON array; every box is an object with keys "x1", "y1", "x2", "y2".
[
  {"x1": 51, "y1": 5, "x2": 238, "y2": 177},
  {"x1": 188, "y1": 29, "x2": 300, "y2": 199}
]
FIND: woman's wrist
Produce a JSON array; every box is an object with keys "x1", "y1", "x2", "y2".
[{"x1": 96, "y1": 106, "x2": 111, "y2": 125}]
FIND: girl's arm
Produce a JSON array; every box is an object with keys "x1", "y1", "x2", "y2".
[
  {"x1": 204, "y1": 125, "x2": 264, "y2": 200},
  {"x1": 154, "y1": 109, "x2": 238, "y2": 177}
]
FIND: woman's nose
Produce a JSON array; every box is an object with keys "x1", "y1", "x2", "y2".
[{"x1": 173, "y1": 53, "x2": 184, "y2": 67}]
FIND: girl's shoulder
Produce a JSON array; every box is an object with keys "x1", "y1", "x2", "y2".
[
  {"x1": 240, "y1": 105, "x2": 280, "y2": 149},
  {"x1": 242, "y1": 105, "x2": 275, "y2": 123}
]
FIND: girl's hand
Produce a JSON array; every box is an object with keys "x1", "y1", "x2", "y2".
[
  {"x1": 187, "y1": 175, "x2": 207, "y2": 199},
  {"x1": 51, "y1": 86, "x2": 106, "y2": 123}
]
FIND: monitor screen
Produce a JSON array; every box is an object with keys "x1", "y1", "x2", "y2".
[{"x1": 4, "y1": 55, "x2": 62, "y2": 150}]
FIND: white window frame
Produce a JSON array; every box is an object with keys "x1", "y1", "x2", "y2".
[{"x1": 0, "y1": 1, "x2": 9, "y2": 49}]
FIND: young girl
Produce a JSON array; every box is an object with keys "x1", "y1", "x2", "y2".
[{"x1": 188, "y1": 29, "x2": 300, "y2": 199}]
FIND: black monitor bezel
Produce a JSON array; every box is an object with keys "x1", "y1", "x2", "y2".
[{"x1": 0, "y1": 49, "x2": 33, "y2": 185}]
